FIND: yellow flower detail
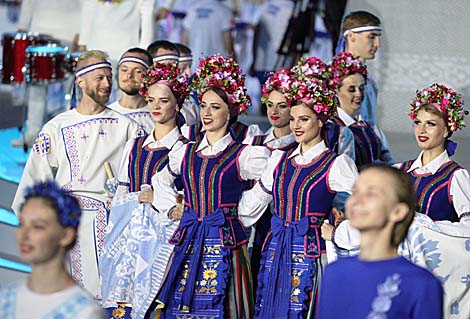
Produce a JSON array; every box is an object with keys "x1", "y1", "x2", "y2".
[
  {"x1": 111, "y1": 307, "x2": 126, "y2": 317},
  {"x1": 292, "y1": 276, "x2": 301, "y2": 287},
  {"x1": 203, "y1": 268, "x2": 217, "y2": 280}
]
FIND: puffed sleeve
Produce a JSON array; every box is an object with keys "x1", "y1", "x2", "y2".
[
  {"x1": 238, "y1": 150, "x2": 284, "y2": 227},
  {"x1": 11, "y1": 124, "x2": 59, "y2": 214},
  {"x1": 238, "y1": 145, "x2": 271, "y2": 181},
  {"x1": 151, "y1": 141, "x2": 187, "y2": 214},
  {"x1": 450, "y1": 168, "x2": 470, "y2": 223},
  {"x1": 327, "y1": 154, "x2": 358, "y2": 194}
]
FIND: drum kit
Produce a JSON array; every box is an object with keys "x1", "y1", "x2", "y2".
[
  {"x1": 2, "y1": 31, "x2": 84, "y2": 85},
  {"x1": 0, "y1": 31, "x2": 84, "y2": 150}
]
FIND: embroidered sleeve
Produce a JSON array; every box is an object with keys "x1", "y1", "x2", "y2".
[{"x1": 11, "y1": 126, "x2": 58, "y2": 214}]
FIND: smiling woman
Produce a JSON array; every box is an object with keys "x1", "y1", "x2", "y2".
[
  {"x1": 238, "y1": 70, "x2": 358, "y2": 319},
  {"x1": 149, "y1": 54, "x2": 271, "y2": 319},
  {"x1": 396, "y1": 83, "x2": 470, "y2": 222},
  {"x1": 328, "y1": 51, "x2": 392, "y2": 168}
]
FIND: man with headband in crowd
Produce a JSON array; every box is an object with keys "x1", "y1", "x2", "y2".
[
  {"x1": 336, "y1": 11, "x2": 391, "y2": 154},
  {"x1": 336, "y1": 11, "x2": 382, "y2": 125},
  {"x1": 108, "y1": 48, "x2": 154, "y2": 134},
  {"x1": 12, "y1": 50, "x2": 142, "y2": 300}
]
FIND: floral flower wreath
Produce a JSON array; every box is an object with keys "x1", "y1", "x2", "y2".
[
  {"x1": 409, "y1": 83, "x2": 468, "y2": 132},
  {"x1": 292, "y1": 56, "x2": 333, "y2": 81},
  {"x1": 261, "y1": 68, "x2": 296, "y2": 105},
  {"x1": 192, "y1": 54, "x2": 251, "y2": 116},
  {"x1": 23, "y1": 180, "x2": 81, "y2": 229},
  {"x1": 139, "y1": 62, "x2": 190, "y2": 106},
  {"x1": 330, "y1": 52, "x2": 368, "y2": 88},
  {"x1": 287, "y1": 75, "x2": 339, "y2": 121}
]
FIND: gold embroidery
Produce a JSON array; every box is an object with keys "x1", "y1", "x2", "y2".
[{"x1": 197, "y1": 262, "x2": 219, "y2": 293}]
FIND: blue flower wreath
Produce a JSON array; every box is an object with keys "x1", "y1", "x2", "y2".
[{"x1": 24, "y1": 180, "x2": 82, "y2": 229}]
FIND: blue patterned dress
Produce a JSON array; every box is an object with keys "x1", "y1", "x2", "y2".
[
  {"x1": 255, "y1": 148, "x2": 340, "y2": 319},
  {"x1": 153, "y1": 136, "x2": 269, "y2": 318}
]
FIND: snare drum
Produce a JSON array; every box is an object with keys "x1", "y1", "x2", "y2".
[
  {"x1": 65, "y1": 51, "x2": 85, "y2": 74},
  {"x1": 1, "y1": 32, "x2": 52, "y2": 84},
  {"x1": 24, "y1": 44, "x2": 68, "y2": 84}
]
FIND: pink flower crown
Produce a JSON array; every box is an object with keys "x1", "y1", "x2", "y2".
[
  {"x1": 292, "y1": 56, "x2": 333, "y2": 81},
  {"x1": 287, "y1": 75, "x2": 338, "y2": 120},
  {"x1": 409, "y1": 83, "x2": 468, "y2": 132},
  {"x1": 139, "y1": 62, "x2": 190, "y2": 106},
  {"x1": 330, "y1": 52, "x2": 367, "y2": 88},
  {"x1": 192, "y1": 55, "x2": 251, "y2": 115},
  {"x1": 261, "y1": 68, "x2": 296, "y2": 105}
]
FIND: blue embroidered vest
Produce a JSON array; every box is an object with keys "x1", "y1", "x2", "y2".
[
  {"x1": 180, "y1": 142, "x2": 251, "y2": 216},
  {"x1": 331, "y1": 116, "x2": 380, "y2": 168},
  {"x1": 127, "y1": 134, "x2": 184, "y2": 192},
  {"x1": 272, "y1": 149, "x2": 337, "y2": 256},
  {"x1": 399, "y1": 160, "x2": 462, "y2": 222}
]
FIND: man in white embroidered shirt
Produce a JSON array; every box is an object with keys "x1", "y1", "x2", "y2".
[{"x1": 12, "y1": 50, "x2": 142, "y2": 300}]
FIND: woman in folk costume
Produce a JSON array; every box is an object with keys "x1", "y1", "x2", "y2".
[
  {"x1": 150, "y1": 55, "x2": 270, "y2": 318},
  {"x1": 291, "y1": 56, "x2": 356, "y2": 161},
  {"x1": 397, "y1": 83, "x2": 470, "y2": 222},
  {"x1": 245, "y1": 68, "x2": 298, "y2": 294},
  {"x1": 239, "y1": 72, "x2": 358, "y2": 318},
  {"x1": 247, "y1": 68, "x2": 297, "y2": 150},
  {"x1": 99, "y1": 62, "x2": 190, "y2": 319},
  {"x1": 0, "y1": 181, "x2": 105, "y2": 318},
  {"x1": 329, "y1": 52, "x2": 392, "y2": 169},
  {"x1": 396, "y1": 84, "x2": 470, "y2": 317}
]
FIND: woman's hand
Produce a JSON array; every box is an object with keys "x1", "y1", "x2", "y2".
[
  {"x1": 321, "y1": 220, "x2": 334, "y2": 241},
  {"x1": 138, "y1": 189, "x2": 154, "y2": 204},
  {"x1": 170, "y1": 193, "x2": 185, "y2": 220},
  {"x1": 332, "y1": 208, "x2": 345, "y2": 228}
]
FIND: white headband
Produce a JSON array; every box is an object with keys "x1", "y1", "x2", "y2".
[
  {"x1": 153, "y1": 54, "x2": 179, "y2": 63},
  {"x1": 179, "y1": 55, "x2": 193, "y2": 63},
  {"x1": 343, "y1": 25, "x2": 382, "y2": 36},
  {"x1": 118, "y1": 56, "x2": 151, "y2": 69},
  {"x1": 75, "y1": 61, "x2": 112, "y2": 77}
]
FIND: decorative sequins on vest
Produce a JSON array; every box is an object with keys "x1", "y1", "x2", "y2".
[
  {"x1": 180, "y1": 142, "x2": 251, "y2": 218},
  {"x1": 272, "y1": 149, "x2": 337, "y2": 256},
  {"x1": 127, "y1": 134, "x2": 183, "y2": 192},
  {"x1": 399, "y1": 160, "x2": 462, "y2": 222}
]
